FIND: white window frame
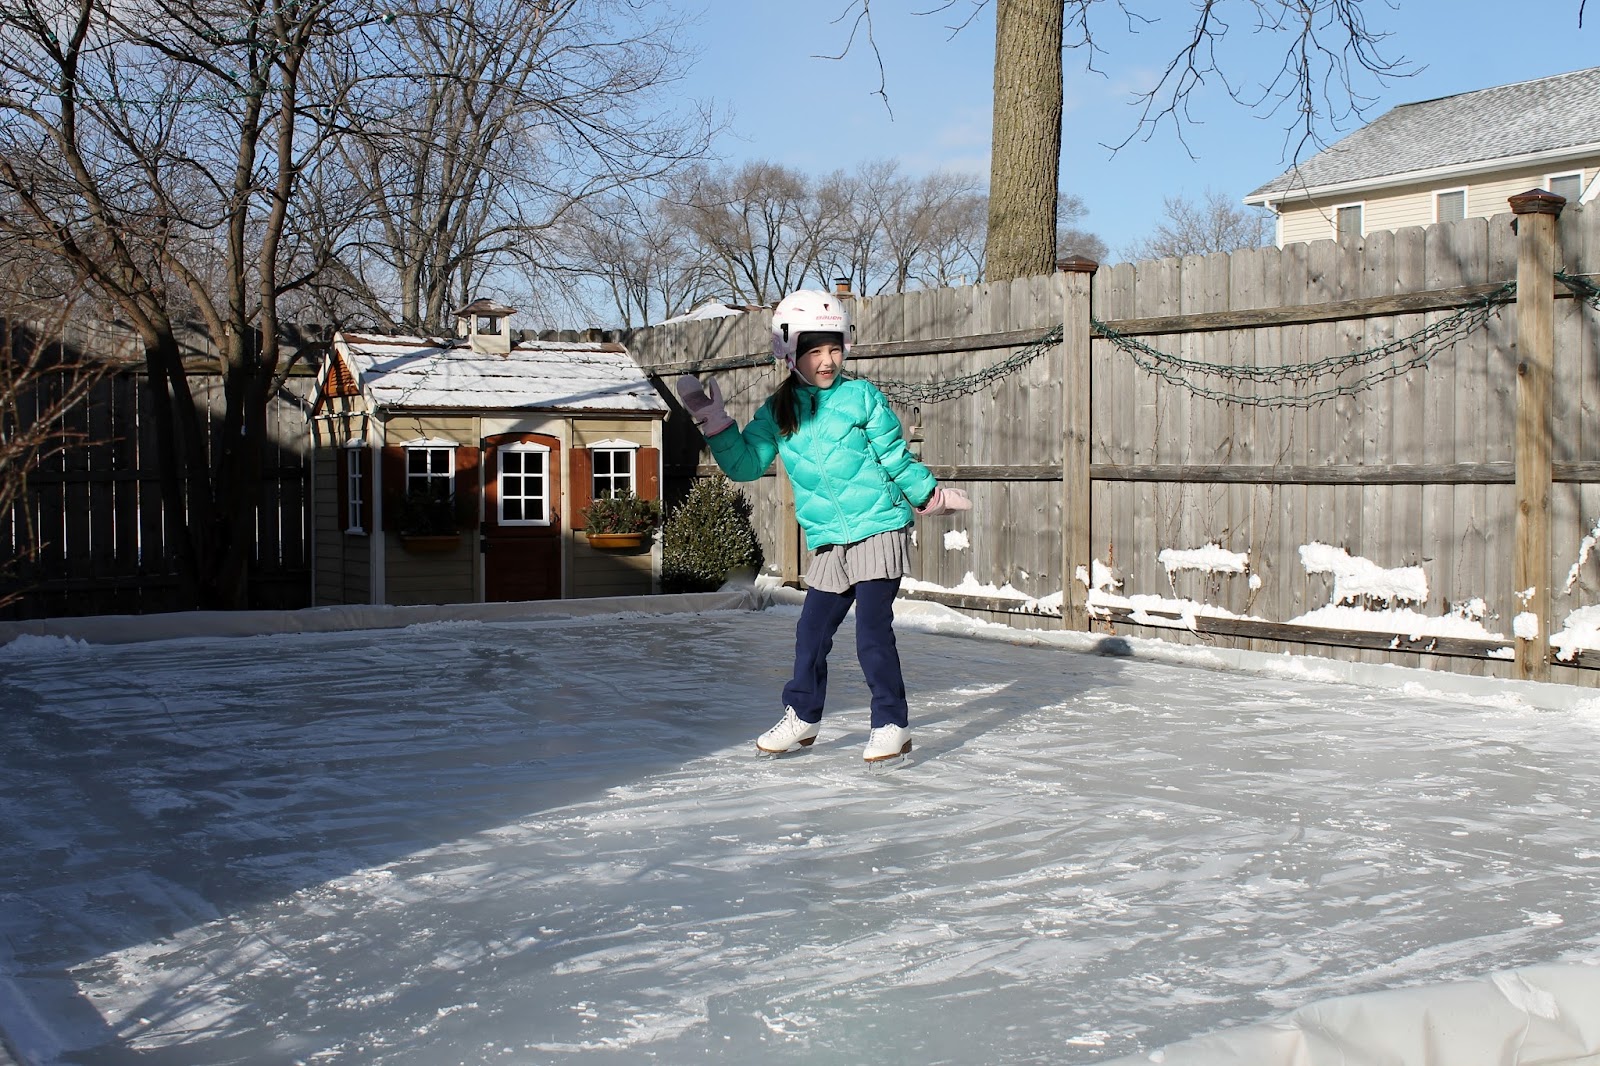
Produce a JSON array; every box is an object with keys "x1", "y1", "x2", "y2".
[
  {"x1": 1434, "y1": 187, "x2": 1467, "y2": 224},
  {"x1": 402, "y1": 437, "x2": 456, "y2": 501},
  {"x1": 342, "y1": 438, "x2": 367, "y2": 535},
  {"x1": 497, "y1": 441, "x2": 552, "y2": 527},
  {"x1": 1334, "y1": 202, "x2": 1364, "y2": 241},
  {"x1": 589, "y1": 438, "x2": 641, "y2": 500},
  {"x1": 1547, "y1": 170, "x2": 1584, "y2": 201}
]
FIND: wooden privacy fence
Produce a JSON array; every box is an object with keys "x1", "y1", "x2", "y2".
[
  {"x1": 627, "y1": 194, "x2": 1600, "y2": 686},
  {"x1": 2, "y1": 367, "x2": 314, "y2": 619}
]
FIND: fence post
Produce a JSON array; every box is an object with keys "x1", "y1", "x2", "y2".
[
  {"x1": 1509, "y1": 189, "x2": 1564, "y2": 682},
  {"x1": 1058, "y1": 256, "x2": 1098, "y2": 631},
  {"x1": 777, "y1": 460, "x2": 802, "y2": 588}
]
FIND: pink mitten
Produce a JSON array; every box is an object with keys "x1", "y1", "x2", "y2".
[
  {"x1": 675, "y1": 374, "x2": 734, "y2": 437},
  {"x1": 916, "y1": 486, "x2": 971, "y2": 517}
]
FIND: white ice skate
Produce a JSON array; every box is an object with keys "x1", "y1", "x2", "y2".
[
  {"x1": 863, "y1": 724, "x2": 912, "y2": 767},
  {"x1": 756, "y1": 706, "x2": 820, "y2": 755}
]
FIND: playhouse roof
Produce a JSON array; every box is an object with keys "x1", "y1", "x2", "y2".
[{"x1": 330, "y1": 333, "x2": 669, "y2": 415}]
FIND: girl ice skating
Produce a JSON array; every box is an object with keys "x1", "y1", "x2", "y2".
[{"x1": 675, "y1": 289, "x2": 969, "y2": 764}]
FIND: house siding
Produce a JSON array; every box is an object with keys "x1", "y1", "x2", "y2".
[
  {"x1": 382, "y1": 415, "x2": 479, "y2": 606},
  {"x1": 310, "y1": 403, "x2": 373, "y2": 607},
  {"x1": 570, "y1": 417, "x2": 661, "y2": 600},
  {"x1": 1275, "y1": 157, "x2": 1600, "y2": 245}
]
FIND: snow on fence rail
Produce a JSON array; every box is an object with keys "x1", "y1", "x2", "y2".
[{"x1": 627, "y1": 198, "x2": 1600, "y2": 685}]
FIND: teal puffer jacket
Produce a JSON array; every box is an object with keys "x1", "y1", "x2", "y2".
[{"x1": 707, "y1": 377, "x2": 937, "y2": 549}]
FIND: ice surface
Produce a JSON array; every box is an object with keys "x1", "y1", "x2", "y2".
[{"x1": 2, "y1": 600, "x2": 1599, "y2": 1064}]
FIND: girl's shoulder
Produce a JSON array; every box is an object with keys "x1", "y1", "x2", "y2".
[{"x1": 832, "y1": 376, "x2": 886, "y2": 403}]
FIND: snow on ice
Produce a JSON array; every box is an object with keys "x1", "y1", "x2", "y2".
[{"x1": 2, "y1": 588, "x2": 1600, "y2": 1065}]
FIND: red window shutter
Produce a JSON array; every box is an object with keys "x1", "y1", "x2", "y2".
[
  {"x1": 381, "y1": 445, "x2": 405, "y2": 530},
  {"x1": 455, "y1": 445, "x2": 480, "y2": 529},
  {"x1": 571, "y1": 448, "x2": 593, "y2": 529},
  {"x1": 638, "y1": 447, "x2": 660, "y2": 501}
]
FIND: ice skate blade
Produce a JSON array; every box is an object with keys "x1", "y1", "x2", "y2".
[{"x1": 864, "y1": 741, "x2": 912, "y2": 770}]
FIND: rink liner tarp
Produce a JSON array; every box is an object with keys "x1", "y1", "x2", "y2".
[{"x1": 1112, "y1": 963, "x2": 1600, "y2": 1065}]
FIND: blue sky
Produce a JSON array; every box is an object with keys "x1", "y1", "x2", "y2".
[{"x1": 676, "y1": 2, "x2": 1600, "y2": 259}]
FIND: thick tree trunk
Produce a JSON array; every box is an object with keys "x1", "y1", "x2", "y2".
[{"x1": 986, "y1": 0, "x2": 1064, "y2": 282}]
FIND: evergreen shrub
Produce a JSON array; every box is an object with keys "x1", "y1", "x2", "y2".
[{"x1": 661, "y1": 475, "x2": 762, "y2": 593}]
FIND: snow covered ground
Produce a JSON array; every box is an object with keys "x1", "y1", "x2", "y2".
[{"x1": 3, "y1": 593, "x2": 1600, "y2": 1065}]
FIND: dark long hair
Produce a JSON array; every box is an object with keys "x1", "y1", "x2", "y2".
[{"x1": 774, "y1": 376, "x2": 807, "y2": 437}]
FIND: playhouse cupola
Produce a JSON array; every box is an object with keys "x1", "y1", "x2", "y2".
[{"x1": 454, "y1": 297, "x2": 517, "y2": 355}]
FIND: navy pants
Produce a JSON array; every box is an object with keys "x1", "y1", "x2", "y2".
[{"x1": 782, "y1": 578, "x2": 908, "y2": 729}]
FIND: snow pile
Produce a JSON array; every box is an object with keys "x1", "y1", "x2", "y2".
[
  {"x1": 1158, "y1": 543, "x2": 1248, "y2": 578},
  {"x1": 1290, "y1": 544, "x2": 1508, "y2": 644},
  {"x1": 0, "y1": 633, "x2": 91, "y2": 660},
  {"x1": 1551, "y1": 604, "x2": 1600, "y2": 661},
  {"x1": 658, "y1": 300, "x2": 745, "y2": 325},
  {"x1": 1564, "y1": 515, "x2": 1600, "y2": 593},
  {"x1": 902, "y1": 571, "x2": 1030, "y2": 602},
  {"x1": 1298, "y1": 542, "x2": 1426, "y2": 607}
]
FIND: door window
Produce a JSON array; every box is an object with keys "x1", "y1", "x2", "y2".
[{"x1": 499, "y1": 443, "x2": 550, "y2": 525}]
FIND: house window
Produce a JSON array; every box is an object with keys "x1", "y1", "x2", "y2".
[
  {"x1": 1548, "y1": 171, "x2": 1583, "y2": 201},
  {"x1": 591, "y1": 441, "x2": 639, "y2": 499},
  {"x1": 406, "y1": 443, "x2": 454, "y2": 501},
  {"x1": 1336, "y1": 204, "x2": 1363, "y2": 241},
  {"x1": 1435, "y1": 189, "x2": 1466, "y2": 223},
  {"x1": 344, "y1": 441, "x2": 366, "y2": 533},
  {"x1": 498, "y1": 443, "x2": 550, "y2": 525},
  {"x1": 476, "y1": 314, "x2": 501, "y2": 336}
]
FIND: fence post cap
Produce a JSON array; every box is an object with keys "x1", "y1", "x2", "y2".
[
  {"x1": 1509, "y1": 189, "x2": 1566, "y2": 215},
  {"x1": 1056, "y1": 256, "x2": 1100, "y2": 274}
]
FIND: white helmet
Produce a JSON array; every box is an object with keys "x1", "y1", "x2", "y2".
[{"x1": 771, "y1": 289, "x2": 853, "y2": 371}]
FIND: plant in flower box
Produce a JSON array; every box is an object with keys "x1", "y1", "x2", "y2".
[
  {"x1": 390, "y1": 487, "x2": 463, "y2": 549},
  {"x1": 581, "y1": 490, "x2": 661, "y2": 548}
]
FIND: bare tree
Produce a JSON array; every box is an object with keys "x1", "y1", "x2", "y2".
[
  {"x1": 314, "y1": 0, "x2": 713, "y2": 335},
  {"x1": 671, "y1": 162, "x2": 825, "y2": 306},
  {"x1": 1056, "y1": 192, "x2": 1108, "y2": 263},
  {"x1": 672, "y1": 159, "x2": 1001, "y2": 304},
  {"x1": 1124, "y1": 189, "x2": 1273, "y2": 261},
  {"x1": 833, "y1": 1, "x2": 1438, "y2": 281},
  {"x1": 0, "y1": 266, "x2": 120, "y2": 609},
  {"x1": 876, "y1": 167, "x2": 989, "y2": 292},
  {"x1": 562, "y1": 191, "x2": 717, "y2": 328},
  {"x1": 0, "y1": 0, "x2": 361, "y2": 608}
]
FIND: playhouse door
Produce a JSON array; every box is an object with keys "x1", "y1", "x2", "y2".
[{"x1": 482, "y1": 432, "x2": 562, "y2": 601}]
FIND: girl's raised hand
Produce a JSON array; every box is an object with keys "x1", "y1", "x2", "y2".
[{"x1": 674, "y1": 375, "x2": 734, "y2": 437}]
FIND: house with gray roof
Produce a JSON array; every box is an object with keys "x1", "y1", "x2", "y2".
[
  {"x1": 308, "y1": 299, "x2": 670, "y2": 608},
  {"x1": 1246, "y1": 66, "x2": 1600, "y2": 246}
]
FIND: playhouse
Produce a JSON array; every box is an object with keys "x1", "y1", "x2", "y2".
[{"x1": 308, "y1": 299, "x2": 668, "y2": 606}]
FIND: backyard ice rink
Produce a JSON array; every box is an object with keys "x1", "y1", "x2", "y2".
[{"x1": 2, "y1": 589, "x2": 1600, "y2": 1065}]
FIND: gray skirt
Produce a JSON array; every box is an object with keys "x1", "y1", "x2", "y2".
[{"x1": 804, "y1": 525, "x2": 913, "y2": 594}]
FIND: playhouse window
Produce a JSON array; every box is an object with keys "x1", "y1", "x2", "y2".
[
  {"x1": 344, "y1": 442, "x2": 366, "y2": 533},
  {"x1": 476, "y1": 314, "x2": 502, "y2": 336},
  {"x1": 406, "y1": 444, "x2": 454, "y2": 501},
  {"x1": 591, "y1": 445, "x2": 637, "y2": 499},
  {"x1": 498, "y1": 443, "x2": 550, "y2": 525}
]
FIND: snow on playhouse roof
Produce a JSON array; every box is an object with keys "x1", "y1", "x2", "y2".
[{"x1": 332, "y1": 332, "x2": 669, "y2": 415}]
